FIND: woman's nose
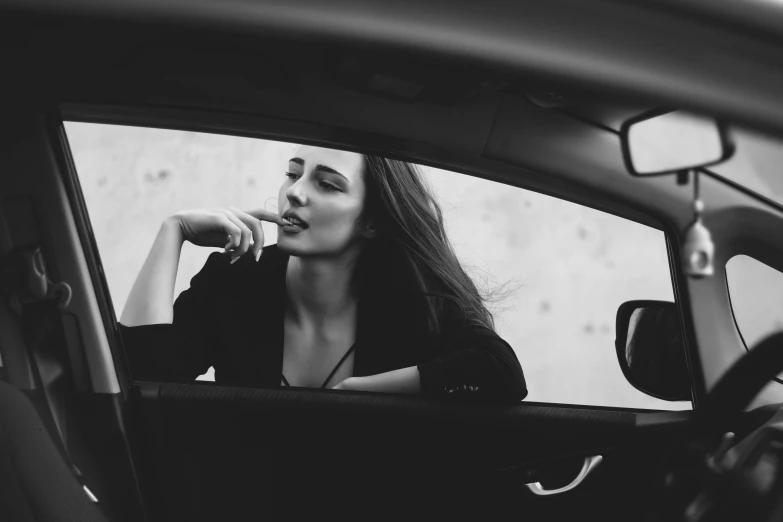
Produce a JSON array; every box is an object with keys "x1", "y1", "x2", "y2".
[{"x1": 286, "y1": 183, "x2": 308, "y2": 205}]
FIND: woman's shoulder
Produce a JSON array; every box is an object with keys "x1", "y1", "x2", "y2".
[
  {"x1": 180, "y1": 244, "x2": 288, "y2": 314},
  {"x1": 202, "y1": 243, "x2": 286, "y2": 271},
  {"x1": 230, "y1": 243, "x2": 287, "y2": 269},
  {"x1": 192, "y1": 244, "x2": 288, "y2": 290}
]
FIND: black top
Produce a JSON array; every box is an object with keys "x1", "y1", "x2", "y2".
[{"x1": 119, "y1": 244, "x2": 527, "y2": 403}]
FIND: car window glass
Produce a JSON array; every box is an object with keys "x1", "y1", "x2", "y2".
[
  {"x1": 64, "y1": 121, "x2": 687, "y2": 410},
  {"x1": 726, "y1": 255, "x2": 783, "y2": 349}
]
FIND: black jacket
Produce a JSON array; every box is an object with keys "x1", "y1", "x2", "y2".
[{"x1": 119, "y1": 244, "x2": 527, "y2": 403}]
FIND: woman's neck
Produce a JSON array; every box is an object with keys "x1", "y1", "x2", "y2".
[{"x1": 285, "y1": 253, "x2": 358, "y2": 326}]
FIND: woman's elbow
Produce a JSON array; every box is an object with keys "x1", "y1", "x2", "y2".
[
  {"x1": 490, "y1": 349, "x2": 528, "y2": 403},
  {"x1": 492, "y1": 373, "x2": 527, "y2": 404}
]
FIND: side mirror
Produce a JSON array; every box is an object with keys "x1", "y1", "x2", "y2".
[
  {"x1": 620, "y1": 110, "x2": 734, "y2": 176},
  {"x1": 615, "y1": 300, "x2": 690, "y2": 401}
]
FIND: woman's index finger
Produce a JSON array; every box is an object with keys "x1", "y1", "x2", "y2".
[{"x1": 245, "y1": 208, "x2": 290, "y2": 225}]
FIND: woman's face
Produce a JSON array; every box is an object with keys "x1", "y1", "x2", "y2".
[{"x1": 277, "y1": 145, "x2": 371, "y2": 258}]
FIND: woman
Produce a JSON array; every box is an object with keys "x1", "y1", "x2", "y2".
[{"x1": 119, "y1": 145, "x2": 527, "y2": 403}]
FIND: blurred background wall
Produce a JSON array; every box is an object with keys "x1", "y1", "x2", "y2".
[{"x1": 65, "y1": 121, "x2": 689, "y2": 410}]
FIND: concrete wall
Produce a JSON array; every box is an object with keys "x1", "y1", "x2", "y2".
[{"x1": 65, "y1": 121, "x2": 689, "y2": 410}]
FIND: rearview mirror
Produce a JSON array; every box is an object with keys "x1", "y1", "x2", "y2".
[
  {"x1": 615, "y1": 300, "x2": 690, "y2": 401},
  {"x1": 620, "y1": 110, "x2": 734, "y2": 176}
]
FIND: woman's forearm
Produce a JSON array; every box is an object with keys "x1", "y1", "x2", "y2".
[{"x1": 120, "y1": 218, "x2": 185, "y2": 326}]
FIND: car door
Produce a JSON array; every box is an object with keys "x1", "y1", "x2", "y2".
[{"x1": 50, "y1": 107, "x2": 697, "y2": 522}]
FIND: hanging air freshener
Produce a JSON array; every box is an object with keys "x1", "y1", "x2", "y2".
[{"x1": 682, "y1": 170, "x2": 715, "y2": 278}]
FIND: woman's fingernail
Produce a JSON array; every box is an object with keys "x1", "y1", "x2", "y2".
[
  {"x1": 230, "y1": 255, "x2": 240, "y2": 265},
  {"x1": 255, "y1": 250, "x2": 262, "y2": 262}
]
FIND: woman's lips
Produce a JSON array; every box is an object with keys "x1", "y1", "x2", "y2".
[
  {"x1": 281, "y1": 213, "x2": 308, "y2": 228},
  {"x1": 281, "y1": 223, "x2": 306, "y2": 233}
]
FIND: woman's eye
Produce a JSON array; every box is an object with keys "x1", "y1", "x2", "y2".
[{"x1": 285, "y1": 172, "x2": 337, "y2": 191}]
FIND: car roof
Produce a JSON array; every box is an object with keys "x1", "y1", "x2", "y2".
[{"x1": 3, "y1": 0, "x2": 783, "y2": 130}]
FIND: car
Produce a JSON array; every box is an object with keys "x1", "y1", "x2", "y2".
[{"x1": 2, "y1": 0, "x2": 783, "y2": 521}]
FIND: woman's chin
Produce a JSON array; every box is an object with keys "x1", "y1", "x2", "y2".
[
  {"x1": 276, "y1": 238, "x2": 299, "y2": 251},
  {"x1": 277, "y1": 238, "x2": 311, "y2": 256}
]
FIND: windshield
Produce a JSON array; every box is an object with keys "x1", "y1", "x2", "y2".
[{"x1": 709, "y1": 127, "x2": 783, "y2": 208}]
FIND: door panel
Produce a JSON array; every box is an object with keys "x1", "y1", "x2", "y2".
[{"x1": 129, "y1": 381, "x2": 691, "y2": 521}]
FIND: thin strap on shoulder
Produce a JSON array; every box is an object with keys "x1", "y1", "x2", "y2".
[
  {"x1": 320, "y1": 343, "x2": 357, "y2": 389},
  {"x1": 280, "y1": 343, "x2": 356, "y2": 389}
]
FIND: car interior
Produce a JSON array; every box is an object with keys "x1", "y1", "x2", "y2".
[{"x1": 3, "y1": 1, "x2": 783, "y2": 521}]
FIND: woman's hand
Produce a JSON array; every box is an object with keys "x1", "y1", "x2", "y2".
[
  {"x1": 331, "y1": 367, "x2": 421, "y2": 394},
  {"x1": 330, "y1": 378, "x2": 358, "y2": 391},
  {"x1": 169, "y1": 207, "x2": 292, "y2": 263}
]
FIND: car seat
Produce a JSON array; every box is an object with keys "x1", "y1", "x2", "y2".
[{"x1": 0, "y1": 379, "x2": 109, "y2": 522}]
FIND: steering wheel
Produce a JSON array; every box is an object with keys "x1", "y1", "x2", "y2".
[{"x1": 663, "y1": 331, "x2": 783, "y2": 522}]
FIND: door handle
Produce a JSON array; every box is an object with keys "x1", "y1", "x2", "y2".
[{"x1": 525, "y1": 455, "x2": 603, "y2": 496}]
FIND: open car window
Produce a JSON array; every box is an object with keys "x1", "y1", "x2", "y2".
[{"x1": 63, "y1": 121, "x2": 687, "y2": 410}]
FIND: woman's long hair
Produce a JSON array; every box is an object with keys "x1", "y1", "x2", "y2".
[{"x1": 354, "y1": 156, "x2": 506, "y2": 341}]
